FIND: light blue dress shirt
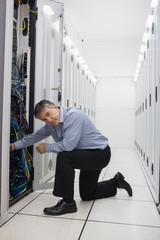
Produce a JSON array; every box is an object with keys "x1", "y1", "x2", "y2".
[{"x1": 14, "y1": 107, "x2": 108, "y2": 153}]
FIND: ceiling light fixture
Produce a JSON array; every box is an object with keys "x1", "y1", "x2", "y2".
[
  {"x1": 138, "y1": 54, "x2": 144, "y2": 62},
  {"x1": 72, "y1": 48, "x2": 79, "y2": 57},
  {"x1": 134, "y1": 77, "x2": 138, "y2": 82},
  {"x1": 136, "y1": 62, "x2": 142, "y2": 69},
  {"x1": 146, "y1": 15, "x2": 154, "y2": 28},
  {"x1": 140, "y1": 44, "x2": 147, "y2": 53},
  {"x1": 135, "y1": 69, "x2": 140, "y2": 75},
  {"x1": 43, "y1": 5, "x2": 54, "y2": 16},
  {"x1": 151, "y1": 0, "x2": 158, "y2": 8},
  {"x1": 64, "y1": 36, "x2": 73, "y2": 47},
  {"x1": 142, "y1": 32, "x2": 150, "y2": 43}
]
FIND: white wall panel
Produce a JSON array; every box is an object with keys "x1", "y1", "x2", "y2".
[
  {"x1": 96, "y1": 77, "x2": 135, "y2": 108},
  {"x1": 96, "y1": 108, "x2": 135, "y2": 148},
  {"x1": 96, "y1": 77, "x2": 135, "y2": 148}
]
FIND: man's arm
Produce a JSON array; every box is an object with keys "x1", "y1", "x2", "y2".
[{"x1": 10, "y1": 124, "x2": 51, "y2": 151}]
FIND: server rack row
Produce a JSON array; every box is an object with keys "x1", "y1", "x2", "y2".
[
  {"x1": 135, "y1": 2, "x2": 160, "y2": 210},
  {"x1": 62, "y1": 35, "x2": 96, "y2": 123},
  {"x1": 9, "y1": 0, "x2": 37, "y2": 206}
]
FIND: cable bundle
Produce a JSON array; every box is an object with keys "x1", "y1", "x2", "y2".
[
  {"x1": 10, "y1": 58, "x2": 32, "y2": 201},
  {"x1": 10, "y1": 118, "x2": 32, "y2": 200}
]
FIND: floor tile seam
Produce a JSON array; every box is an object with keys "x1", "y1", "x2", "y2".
[
  {"x1": 78, "y1": 200, "x2": 96, "y2": 240},
  {"x1": 8, "y1": 198, "x2": 154, "y2": 216},
  {"x1": 107, "y1": 162, "x2": 142, "y2": 165},
  {"x1": 129, "y1": 185, "x2": 153, "y2": 188},
  {"x1": 109, "y1": 198, "x2": 154, "y2": 203},
  {"x1": 108, "y1": 170, "x2": 144, "y2": 173},
  {"x1": 107, "y1": 168, "x2": 144, "y2": 172},
  {"x1": 14, "y1": 212, "x2": 86, "y2": 222},
  {"x1": 131, "y1": 184, "x2": 152, "y2": 187},
  {"x1": 105, "y1": 171, "x2": 144, "y2": 175},
  {"x1": 8, "y1": 190, "x2": 46, "y2": 215},
  {"x1": 135, "y1": 150, "x2": 159, "y2": 212},
  {"x1": 0, "y1": 213, "x2": 17, "y2": 228},
  {"x1": 107, "y1": 173, "x2": 144, "y2": 176},
  {"x1": 109, "y1": 161, "x2": 140, "y2": 163},
  {"x1": 87, "y1": 219, "x2": 160, "y2": 229},
  {"x1": 101, "y1": 180, "x2": 150, "y2": 187},
  {"x1": 100, "y1": 158, "x2": 154, "y2": 203},
  {"x1": 106, "y1": 172, "x2": 144, "y2": 177},
  {"x1": 97, "y1": 196, "x2": 154, "y2": 203},
  {"x1": 41, "y1": 192, "x2": 80, "y2": 197}
]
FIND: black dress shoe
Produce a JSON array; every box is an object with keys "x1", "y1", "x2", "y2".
[
  {"x1": 43, "y1": 199, "x2": 77, "y2": 216},
  {"x1": 114, "y1": 172, "x2": 133, "y2": 197}
]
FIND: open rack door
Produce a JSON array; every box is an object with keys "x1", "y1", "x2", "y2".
[
  {"x1": 33, "y1": 0, "x2": 63, "y2": 190},
  {"x1": 0, "y1": 0, "x2": 13, "y2": 225}
]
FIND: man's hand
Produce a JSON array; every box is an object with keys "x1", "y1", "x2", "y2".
[
  {"x1": 36, "y1": 143, "x2": 46, "y2": 154},
  {"x1": 10, "y1": 143, "x2": 16, "y2": 151}
]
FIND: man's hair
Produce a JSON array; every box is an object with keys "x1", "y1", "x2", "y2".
[{"x1": 34, "y1": 100, "x2": 55, "y2": 118}]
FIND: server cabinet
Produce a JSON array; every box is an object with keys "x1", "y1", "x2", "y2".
[
  {"x1": 61, "y1": 34, "x2": 96, "y2": 123},
  {"x1": 0, "y1": 0, "x2": 63, "y2": 225},
  {"x1": 155, "y1": 2, "x2": 160, "y2": 208},
  {"x1": 135, "y1": 3, "x2": 160, "y2": 207},
  {"x1": 0, "y1": 0, "x2": 13, "y2": 225}
]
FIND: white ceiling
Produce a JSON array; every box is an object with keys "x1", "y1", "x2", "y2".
[
  {"x1": 60, "y1": 0, "x2": 151, "y2": 39},
  {"x1": 58, "y1": 0, "x2": 152, "y2": 78}
]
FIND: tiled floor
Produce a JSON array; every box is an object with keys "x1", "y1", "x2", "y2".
[{"x1": 1, "y1": 148, "x2": 160, "y2": 240}]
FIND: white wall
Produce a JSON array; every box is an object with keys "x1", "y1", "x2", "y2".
[{"x1": 96, "y1": 77, "x2": 135, "y2": 148}]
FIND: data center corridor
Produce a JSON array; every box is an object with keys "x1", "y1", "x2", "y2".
[{"x1": 0, "y1": 148, "x2": 160, "y2": 240}]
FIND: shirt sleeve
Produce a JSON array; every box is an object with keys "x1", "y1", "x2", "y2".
[
  {"x1": 14, "y1": 124, "x2": 51, "y2": 149},
  {"x1": 45, "y1": 111, "x2": 83, "y2": 153}
]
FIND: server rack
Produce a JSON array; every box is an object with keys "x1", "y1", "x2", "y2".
[
  {"x1": 62, "y1": 35, "x2": 96, "y2": 123},
  {"x1": 9, "y1": 0, "x2": 38, "y2": 206},
  {"x1": 135, "y1": 2, "x2": 160, "y2": 210},
  {"x1": 0, "y1": 0, "x2": 64, "y2": 225},
  {"x1": 0, "y1": 0, "x2": 14, "y2": 225}
]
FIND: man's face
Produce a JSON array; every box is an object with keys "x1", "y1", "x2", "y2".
[{"x1": 38, "y1": 105, "x2": 60, "y2": 126}]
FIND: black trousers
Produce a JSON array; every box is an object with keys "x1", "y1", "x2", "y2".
[{"x1": 53, "y1": 145, "x2": 117, "y2": 201}]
